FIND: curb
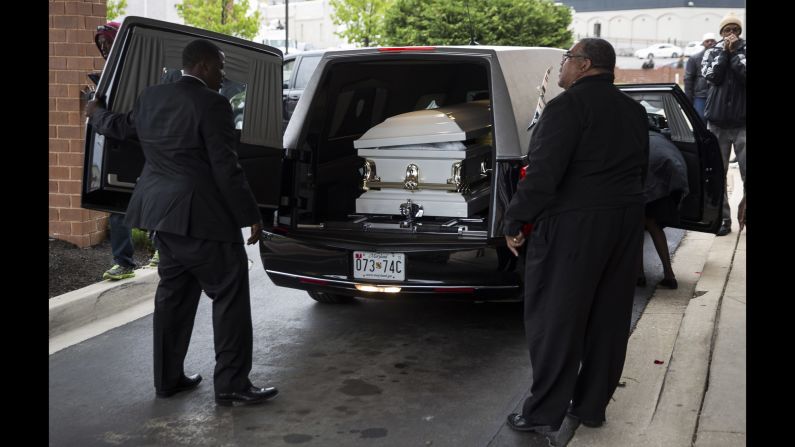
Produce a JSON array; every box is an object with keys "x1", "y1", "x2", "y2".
[
  {"x1": 48, "y1": 240, "x2": 258, "y2": 354},
  {"x1": 628, "y1": 164, "x2": 746, "y2": 446},
  {"x1": 694, "y1": 228, "x2": 746, "y2": 446},
  {"x1": 48, "y1": 267, "x2": 159, "y2": 339},
  {"x1": 638, "y1": 220, "x2": 741, "y2": 445}
]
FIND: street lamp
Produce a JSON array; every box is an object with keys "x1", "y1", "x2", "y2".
[{"x1": 285, "y1": 0, "x2": 289, "y2": 55}]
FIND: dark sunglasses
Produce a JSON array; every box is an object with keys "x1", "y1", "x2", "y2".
[
  {"x1": 722, "y1": 25, "x2": 741, "y2": 34},
  {"x1": 97, "y1": 25, "x2": 118, "y2": 33}
]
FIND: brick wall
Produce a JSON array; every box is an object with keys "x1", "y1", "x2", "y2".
[
  {"x1": 49, "y1": 1, "x2": 108, "y2": 248},
  {"x1": 615, "y1": 66, "x2": 685, "y2": 87}
]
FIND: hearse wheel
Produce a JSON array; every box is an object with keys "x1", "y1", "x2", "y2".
[{"x1": 308, "y1": 291, "x2": 356, "y2": 304}]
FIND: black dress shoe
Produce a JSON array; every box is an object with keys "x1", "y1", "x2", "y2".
[
  {"x1": 156, "y1": 373, "x2": 202, "y2": 398},
  {"x1": 716, "y1": 220, "x2": 732, "y2": 236},
  {"x1": 215, "y1": 385, "x2": 279, "y2": 407},
  {"x1": 579, "y1": 419, "x2": 604, "y2": 428},
  {"x1": 658, "y1": 277, "x2": 678, "y2": 289},
  {"x1": 568, "y1": 412, "x2": 604, "y2": 428},
  {"x1": 505, "y1": 413, "x2": 553, "y2": 433}
]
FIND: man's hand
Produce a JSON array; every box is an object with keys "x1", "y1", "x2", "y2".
[
  {"x1": 247, "y1": 222, "x2": 263, "y2": 245},
  {"x1": 504, "y1": 233, "x2": 526, "y2": 257},
  {"x1": 724, "y1": 33, "x2": 739, "y2": 52},
  {"x1": 737, "y1": 194, "x2": 746, "y2": 231},
  {"x1": 85, "y1": 96, "x2": 106, "y2": 118},
  {"x1": 80, "y1": 85, "x2": 96, "y2": 103}
]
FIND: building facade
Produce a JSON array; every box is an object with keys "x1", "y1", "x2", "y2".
[
  {"x1": 117, "y1": 0, "x2": 184, "y2": 24},
  {"x1": 560, "y1": 0, "x2": 746, "y2": 53},
  {"x1": 257, "y1": 0, "x2": 347, "y2": 51}
]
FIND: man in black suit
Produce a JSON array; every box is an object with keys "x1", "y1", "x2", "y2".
[
  {"x1": 86, "y1": 39, "x2": 278, "y2": 407},
  {"x1": 502, "y1": 38, "x2": 648, "y2": 437}
]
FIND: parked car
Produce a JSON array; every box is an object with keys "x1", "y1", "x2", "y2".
[
  {"x1": 282, "y1": 50, "x2": 324, "y2": 129},
  {"x1": 635, "y1": 43, "x2": 683, "y2": 59},
  {"x1": 82, "y1": 17, "x2": 726, "y2": 305},
  {"x1": 683, "y1": 40, "x2": 704, "y2": 57}
]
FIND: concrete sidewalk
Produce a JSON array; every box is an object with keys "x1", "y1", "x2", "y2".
[{"x1": 568, "y1": 164, "x2": 746, "y2": 447}]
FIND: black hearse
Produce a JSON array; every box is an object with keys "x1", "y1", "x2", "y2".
[{"x1": 81, "y1": 17, "x2": 725, "y2": 304}]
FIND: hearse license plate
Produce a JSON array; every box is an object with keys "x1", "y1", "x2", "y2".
[{"x1": 353, "y1": 251, "x2": 405, "y2": 281}]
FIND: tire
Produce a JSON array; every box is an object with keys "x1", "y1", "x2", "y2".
[
  {"x1": 648, "y1": 53, "x2": 654, "y2": 59},
  {"x1": 307, "y1": 291, "x2": 355, "y2": 304},
  {"x1": 671, "y1": 52, "x2": 678, "y2": 58}
]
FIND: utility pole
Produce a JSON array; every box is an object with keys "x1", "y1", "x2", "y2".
[{"x1": 285, "y1": 0, "x2": 289, "y2": 55}]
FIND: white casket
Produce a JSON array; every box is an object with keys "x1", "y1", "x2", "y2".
[{"x1": 354, "y1": 100, "x2": 492, "y2": 218}]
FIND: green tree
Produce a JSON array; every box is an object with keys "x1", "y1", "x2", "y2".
[
  {"x1": 175, "y1": 0, "x2": 261, "y2": 40},
  {"x1": 107, "y1": 0, "x2": 127, "y2": 21},
  {"x1": 330, "y1": 0, "x2": 393, "y2": 47},
  {"x1": 382, "y1": 0, "x2": 572, "y2": 49}
]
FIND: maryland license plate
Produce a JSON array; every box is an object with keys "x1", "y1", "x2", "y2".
[{"x1": 353, "y1": 251, "x2": 405, "y2": 281}]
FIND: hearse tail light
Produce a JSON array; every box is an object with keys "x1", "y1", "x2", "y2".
[
  {"x1": 517, "y1": 165, "x2": 533, "y2": 235},
  {"x1": 377, "y1": 47, "x2": 436, "y2": 52},
  {"x1": 271, "y1": 226, "x2": 289, "y2": 235}
]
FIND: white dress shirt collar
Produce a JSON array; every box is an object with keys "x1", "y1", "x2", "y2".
[{"x1": 181, "y1": 73, "x2": 207, "y2": 87}]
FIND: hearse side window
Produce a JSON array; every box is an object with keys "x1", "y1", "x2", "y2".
[
  {"x1": 629, "y1": 93, "x2": 695, "y2": 143},
  {"x1": 327, "y1": 83, "x2": 389, "y2": 142}
]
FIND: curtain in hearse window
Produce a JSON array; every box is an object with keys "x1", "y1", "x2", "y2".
[
  {"x1": 111, "y1": 27, "x2": 282, "y2": 149},
  {"x1": 111, "y1": 31, "x2": 164, "y2": 112},
  {"x1": 242, "y1": 58, "x2": 281, "y2": 147}
]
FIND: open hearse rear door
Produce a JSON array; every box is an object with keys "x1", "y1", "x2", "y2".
[{"x1": 81, "y1": 17, "x2": 284, "y2": 217}]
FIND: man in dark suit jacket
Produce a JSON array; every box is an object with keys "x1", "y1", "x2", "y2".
[
  {"x1": 502, "y1": 38, "x2": 648, "y2": 439},
  {"x1": 86, "y1": 39, "x2": 278, "y2": 407}
]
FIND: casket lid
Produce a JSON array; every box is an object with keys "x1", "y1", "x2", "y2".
[{"x1": 353, "y1": 100, "x2": 491, "y2": 149}]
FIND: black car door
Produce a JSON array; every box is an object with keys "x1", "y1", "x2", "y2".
[
  {"x1": 81, "y1": 17, "x2": 284, "y2": 215},
  {"x1": 620, "y1": 84, "x2": 724, "y2": 233}
]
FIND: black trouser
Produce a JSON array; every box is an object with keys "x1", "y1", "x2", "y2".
[
  {"x1": 152, "y1": 232, "x2": 253, "y2": 394},
  {"x1": 520, "y1": 206, "x2": 644, "y2": 430}
]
